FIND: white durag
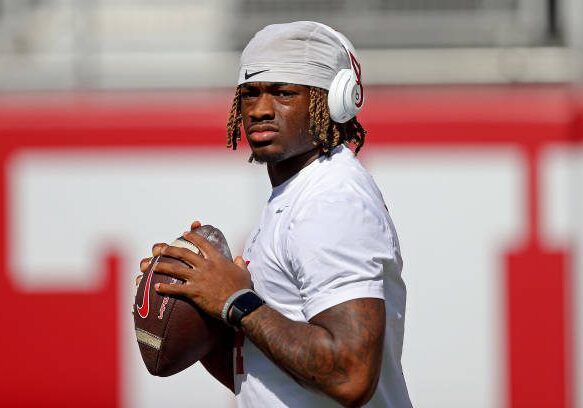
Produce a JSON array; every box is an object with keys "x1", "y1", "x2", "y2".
[{"x1": 237, "y1": 21, "x2": 357, "y2": 91}]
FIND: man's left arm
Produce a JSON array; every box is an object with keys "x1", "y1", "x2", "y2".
[{"x1": 240, "y1": 297, "x2": 385, "y2": 407}]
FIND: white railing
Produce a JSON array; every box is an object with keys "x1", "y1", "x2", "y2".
[{"x1": 0, "y1": 0, "x2": 575, "y2": 90}]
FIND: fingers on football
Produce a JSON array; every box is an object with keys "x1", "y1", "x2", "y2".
[
  {"x1": 155, "y1": 282, "x2": 185, "y2": 297},
  {"x1": 153, "y1": 259, "x2": 191, "y2": 281},
  {"x1": 234, "y1": 256, "x2": 247, "y2": 270},
  {"x1": 152, "y1": 243, "x2": 166, "y2": 257},
  {"x1": 160, "y1": 244, "x2": 204, "y2": 267},
  {"x1": 140, "y1": 257, "x2": 152, "y2": 273},
  {"x1": 181, "y1": 231, "x2": 214, "y2": 258},
  {"x1": 190, "y1": 220, "x2": 202, "y2": 230}
]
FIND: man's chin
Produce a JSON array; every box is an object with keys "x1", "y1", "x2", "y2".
[{"x1": 250, "y1": 150, "x2": 285, "y2": 164}]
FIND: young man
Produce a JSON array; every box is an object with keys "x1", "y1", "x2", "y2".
[{"x1": 145, "y1": 21, "x2": 412, "y2": 407}]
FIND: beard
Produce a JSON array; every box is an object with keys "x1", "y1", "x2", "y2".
[
  {"x1": 249, "y1": 149, "x2": 287, "y2": 164},
  {"x1": 249, "y1": 143, "x2": 290, "y2": 164}
]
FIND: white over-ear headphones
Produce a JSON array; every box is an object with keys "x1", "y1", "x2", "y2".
[{"x1": 315, "y1": 23, "x2": 364, "y2": 123}]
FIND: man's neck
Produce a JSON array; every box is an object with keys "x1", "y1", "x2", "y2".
[{"x1": 267, "y1": 148, "x2": 321, "y2": 187}]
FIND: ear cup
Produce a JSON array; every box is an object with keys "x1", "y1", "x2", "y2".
[{"x1": 327, "y1": 68, "x2": 361, "y2": 123}]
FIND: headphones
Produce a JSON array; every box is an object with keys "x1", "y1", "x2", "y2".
[{"x1": 315, "y1": 23, "x2": 364, "y2": 123}]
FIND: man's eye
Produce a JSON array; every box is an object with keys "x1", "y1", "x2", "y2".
[{"x1": 275, "y1": 90, "x2": 295, "y2": 97}]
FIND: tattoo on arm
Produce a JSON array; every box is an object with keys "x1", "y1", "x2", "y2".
[{"x1": 240, "y1": 298, "x2": 385, "y2": 406}]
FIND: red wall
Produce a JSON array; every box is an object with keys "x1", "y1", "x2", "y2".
[{"x1": 0, "y1": 85, "x2": 580, "y2": 407}]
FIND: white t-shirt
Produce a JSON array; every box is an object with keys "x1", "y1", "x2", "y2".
[{"x1": 235, "y1": 145, "x2": 411, "y2": 408}]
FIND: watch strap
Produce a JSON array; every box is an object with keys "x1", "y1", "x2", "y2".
[{"x1": 221, "y1": 288, "x2": 252, "y2": 324}]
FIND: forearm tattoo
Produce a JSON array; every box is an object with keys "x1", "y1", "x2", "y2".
[{"x1": 240, "y1": 298, "x2": 385, "y2": 403}]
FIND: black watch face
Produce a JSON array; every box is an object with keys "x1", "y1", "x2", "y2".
[{"x1": 231, "y1": 291, "x2": 264, "y2": 325}]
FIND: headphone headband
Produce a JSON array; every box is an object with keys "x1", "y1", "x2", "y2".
[{"x1": 312, "y1": 23, "x2": 364, "y2": 122}]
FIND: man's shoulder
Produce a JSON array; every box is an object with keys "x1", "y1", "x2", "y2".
[{"x1": 303, "y1": 150, "x2": 382, "y2": 205}]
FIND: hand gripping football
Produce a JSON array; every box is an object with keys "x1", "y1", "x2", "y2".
[{"x1": 133, "y1": 225, "x2": 232, "y2": 376}]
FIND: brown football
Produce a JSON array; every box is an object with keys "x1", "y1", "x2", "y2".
[{"x1": 133, "y1": 225, "x2": 232, "y2": 376}]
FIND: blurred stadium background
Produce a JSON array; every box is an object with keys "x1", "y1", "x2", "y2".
[{"x1": 0, "y1": 0, "x2": 581, "y2": 407}]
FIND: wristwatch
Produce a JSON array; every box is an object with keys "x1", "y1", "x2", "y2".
[{"x1": 223, "y1": 289, "x2": 265, "y2": 327}]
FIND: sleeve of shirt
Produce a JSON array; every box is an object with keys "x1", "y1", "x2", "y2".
[{"x1": 286, "y1": 195, "x2": 399, "y2": 321}]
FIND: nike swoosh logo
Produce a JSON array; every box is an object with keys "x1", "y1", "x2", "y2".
[
  {"x1": 136, "y1": 257, "x2": 160, "y2": 319},
  {"x1": 245, "y1": 69, "x2": 269, "y2": 80},
  {"x1": 275, "y1": 205, "x2": 288, "y2": 214}
]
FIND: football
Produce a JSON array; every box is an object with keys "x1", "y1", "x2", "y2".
[{"x1": 133, "y1": 225, "x2": 232, "y2": 376}]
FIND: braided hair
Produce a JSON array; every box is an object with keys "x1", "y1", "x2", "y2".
[{"x1": 226, "y1": 86, "x2": 366, "y2": 157}]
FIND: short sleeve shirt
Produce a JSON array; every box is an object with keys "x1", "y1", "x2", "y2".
[{"x1": 235, "y1": 145, "x2": 412, "y2": 408}]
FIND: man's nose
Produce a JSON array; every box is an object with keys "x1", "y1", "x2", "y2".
[{"x1": 250, "y1": 93, "x2": 275, "y2": 120}]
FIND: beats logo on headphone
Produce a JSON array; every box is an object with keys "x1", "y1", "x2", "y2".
[{"x1": 349, "y1": 51, "x2": 364, "y2": 109}]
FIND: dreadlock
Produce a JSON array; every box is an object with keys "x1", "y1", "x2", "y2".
[
  {"x1": 226, "y1": 85, "x2": 366, "y2": 157},
  {"x1": 226, "y1": 86, "x2": 242, "y2": 150},
  {"x1": 308, "y1": 87, "x2": 366, "y2": 156}
]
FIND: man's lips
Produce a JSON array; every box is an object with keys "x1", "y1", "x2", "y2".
[
  {"x1": 248, "y1": 125, "x2": 279, "y2": 143},
  {"x1": 250, "y1": 130, "x2": 278, "y2": 142}
]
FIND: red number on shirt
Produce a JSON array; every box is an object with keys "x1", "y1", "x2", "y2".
[
  {"x1": 234, "y1": 259, "x2": 250, "y2": 375},
  {"x1": 234, "y1": 331, "x2": 245, "y2": 374}
]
